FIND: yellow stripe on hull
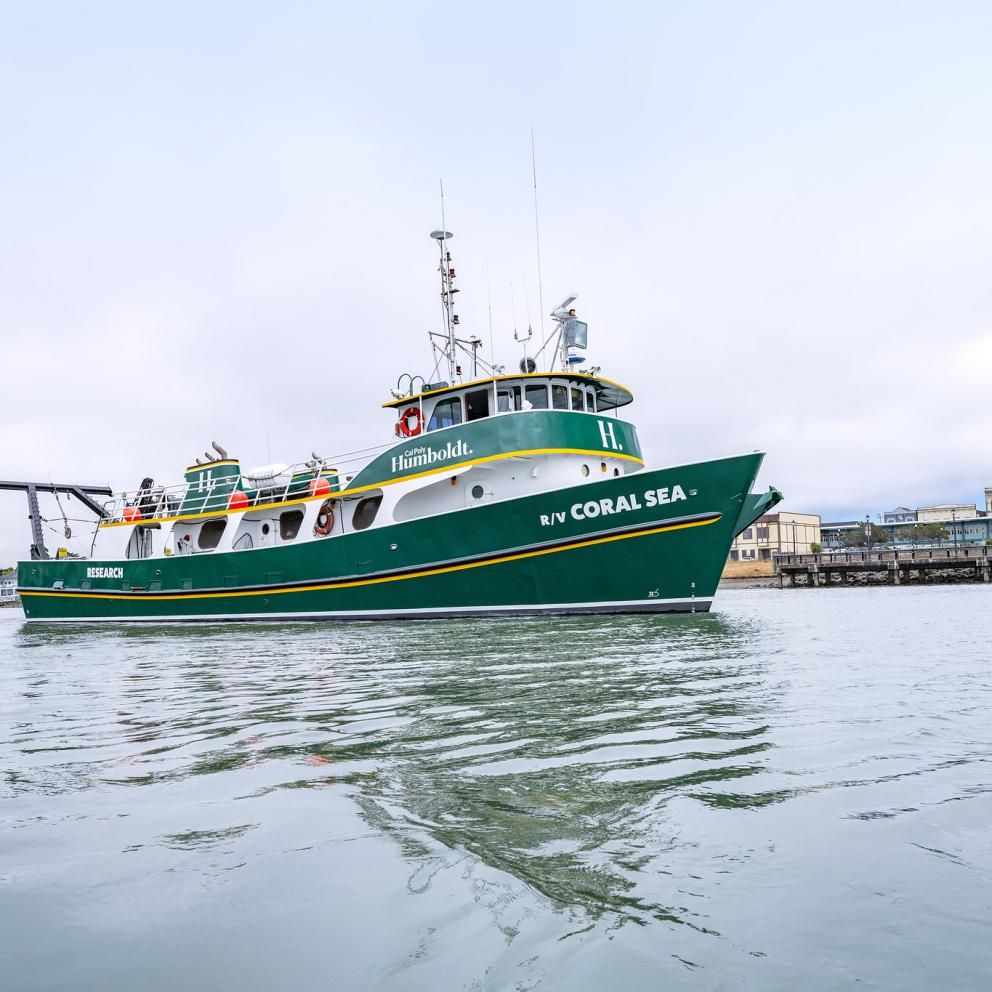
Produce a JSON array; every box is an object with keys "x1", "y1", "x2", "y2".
[{"x1": 28, "y1": 515, "x2": 716, "y2": 602}]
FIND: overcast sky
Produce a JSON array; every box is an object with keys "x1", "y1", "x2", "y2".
[{"x1": 2, "y1": 1, "x2": 991, "y2": 564}]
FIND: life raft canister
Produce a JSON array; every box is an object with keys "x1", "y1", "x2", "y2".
[
  {"x1": 313, "y1": 499, "x2": 335, "y2": 537},
  {"x1": 396, "y1": 406, "x2": 422, "y2": 437}
]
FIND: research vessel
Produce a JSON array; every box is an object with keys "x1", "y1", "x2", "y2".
[{"x1": 15, "y1": 230, "x2": 780, "y2": 622}]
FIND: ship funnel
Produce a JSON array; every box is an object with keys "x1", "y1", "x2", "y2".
[{"x1": 211, "y1": 441, "x2": 228, "y2": 459}]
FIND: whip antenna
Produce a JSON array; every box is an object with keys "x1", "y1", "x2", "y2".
[{"x1": 531, "y1": 127, "x2": 547, "y2": 362}]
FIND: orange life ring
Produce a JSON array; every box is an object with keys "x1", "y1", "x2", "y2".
[
  {"x1": 397, "y1": 406, "x2": 422, "y2": 437},
  {"x1": 313, "y1": 499, "x2": 335, "y2": 537}
]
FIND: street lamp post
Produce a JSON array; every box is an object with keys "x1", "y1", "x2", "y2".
[
  {"x1": 951, "y1": 508, "x2": 958, "y2": 551},
  {"x1": 865, "y1": 514, "x2": 872, "y2": 553}
]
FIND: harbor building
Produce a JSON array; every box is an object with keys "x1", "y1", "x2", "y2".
[
  {"x1": 724, "y1": 512, "x2": 821, "y2": 577},
  {"x1": 917, "y1": 503, "x2": 980, "y2": 523},
  {"x1": 822, "y1": 489, "x2": 992, "y2": 548},
  {"x1": 1, "y1": 569, "x2": 18, "y2": 604},
  {"x1": 882, "y1": 507, "x2": 917, "y2": 524},
  {"x1": 820, "y1": 521, "x2": 862, "y2": 548}
]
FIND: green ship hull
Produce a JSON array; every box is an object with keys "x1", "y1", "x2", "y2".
[{"x1": 18, "y1": 453, "x2": 778, "y2": 623}]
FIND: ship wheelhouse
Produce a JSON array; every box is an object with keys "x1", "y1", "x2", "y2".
[
  {"x1": 350, "y1": 370, "x2": 644, "y2": 525},
  {"x1": 385, "y1": 371, "x2": 634, "y2": 435}
]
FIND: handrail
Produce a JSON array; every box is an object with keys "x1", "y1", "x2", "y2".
[{"x1": 100, "y1": 442, "x2": 395, "y2": 525}]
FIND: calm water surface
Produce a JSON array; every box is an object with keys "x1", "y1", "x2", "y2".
[{"x1": 1, "y1": 587, "x2": 990, "y2": 991}]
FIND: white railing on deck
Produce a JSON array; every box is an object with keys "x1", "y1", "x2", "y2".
[{"x1": 101, "y1": 441, "x2": 394, "y2": 524}]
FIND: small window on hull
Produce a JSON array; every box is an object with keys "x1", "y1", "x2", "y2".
[
  {"x1": 352, "y1": 495, "x2": 383, "y2": 531},
  {"x1": 465, "y1": 389, "x2": 491, "y2": 421},
  {"x1": 280, "y1": 510, "x2": 304, "y2": 541},
  {"x1": 198, "y1": 519, "x2": 227, "y2": 550}
]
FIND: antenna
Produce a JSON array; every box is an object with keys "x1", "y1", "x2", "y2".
[
  {"x1": 487, "y1": 270, "x2": 496, "y2": 367},
  {"x1": 531, "y1": 127, "x2": 547, "y2": 360}
]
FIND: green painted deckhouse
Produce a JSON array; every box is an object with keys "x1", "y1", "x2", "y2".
[{"x1": 17, "y1": 231, "x2": 780, "y2": 622}]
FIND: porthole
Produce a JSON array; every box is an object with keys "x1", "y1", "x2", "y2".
[
  {"x1": 614, "y1": 468, "x2": 620, "y2": 477},
  {"x1": 261, "y1": 523, "x2": 270, "y2": 535},
  {"x1": 471, "y1": 485, "x2": 485, "y2": 500},
  {"x1": 581, "y1": 464, "x2": 590, "y2": 477}
]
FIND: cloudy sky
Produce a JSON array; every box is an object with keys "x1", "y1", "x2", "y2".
[{"x1": 2, "y1": 1, "x2": 991, "y2": 563}]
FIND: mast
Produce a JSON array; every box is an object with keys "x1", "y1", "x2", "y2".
[{"x1": 430, "y1": 228, "x2": 459, "y2": 381}]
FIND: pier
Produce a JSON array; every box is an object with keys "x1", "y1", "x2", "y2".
[{"x1": 774, "y1": 547, "x2": 992, "y2": 587}]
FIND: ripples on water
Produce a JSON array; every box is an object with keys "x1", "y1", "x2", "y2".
[{"x1": 2, "y1": 587, "x2": 991, "y2": 990}]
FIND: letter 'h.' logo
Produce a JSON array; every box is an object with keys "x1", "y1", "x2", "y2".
[{"x1": 597, "y1": 419, "x2": 622, "y2": 451}]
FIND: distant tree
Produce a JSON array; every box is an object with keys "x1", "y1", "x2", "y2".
[
  {"x1": 896, "y1": 523, "x2": 948, "y2": 543},
  {"x1": 809, "y1": 542, "x2": 822, "y2": 554},
  {"x1": 841, "y1": 523, "x2": 888, "y2": 547}
]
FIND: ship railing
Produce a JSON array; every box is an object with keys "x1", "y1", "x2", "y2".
[{"x1": 100, "y1": 442, "x2": 394, "y2": 525}]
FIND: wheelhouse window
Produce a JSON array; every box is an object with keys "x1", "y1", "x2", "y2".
[
  {"x1": 279, "y1": 509, "x2": 304, "y2": 541},
  {"x1": 497, "y1": 386, "x2": 521, "y2": 412},
  {"x1": 525, "y1": 383, "x2": 549, "y2": 409},
  {"x1": 428, "y1": 397, "x2": 463, "y2": 431},
  {"x1": 571, "y1": 386, "x2": 584, "y2": 410},
  {"x1": 552, "y1": 384, "x2": 568, "y2": 410},
  {"x1": 198, "y1": 518, "x2": 227, "y2": 550},
  {"x1": 352, "y1": 495, "x2": 383, "y2": 531},
  {"x1": 586, "y1": 389, "x2": 597, "y2": 412},
  {"x1": 465, "y1": 389, "x2": 491, "y2": 422}
]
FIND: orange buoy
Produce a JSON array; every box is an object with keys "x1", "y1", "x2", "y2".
[
  {"x1": 309, "y1": 476, "x2": 332, "y2": 497},
  {"x1": 122, "y1": 506, "x2": 140, "y2": 522},
  {"x1": 229, "y1": 490, "x2": 249, "y2": 510}
]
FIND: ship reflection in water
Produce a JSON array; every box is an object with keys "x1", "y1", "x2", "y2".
[{"x1": 4, "y1": 588, "x2": 992, "y2": 991}]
